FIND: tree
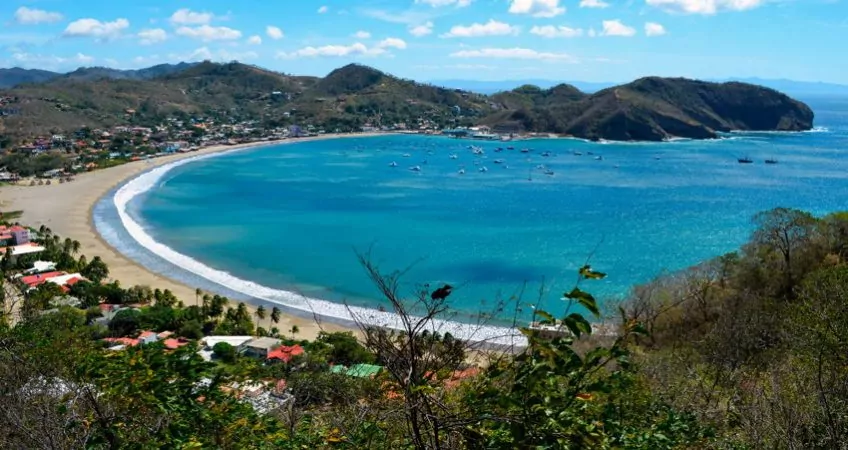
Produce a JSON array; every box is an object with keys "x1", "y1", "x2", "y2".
[
  {"x1": 271, "y1": 306, "x2": 281, "y2": 327},
  {"x1": 109, "y1": 309, "x2": 141, "y2": 337},
  {"x1": 290, "y1": 324, "x2": 299, "y2": 340},
  {"x1": 256, "y1": 305, "x2": 266, "y2": 328},
  {"x1": 317, "y1": 331, "x2": 375, "y2": 366},
  {"x1": 195, "y1": 288, "x2": 202, "y2": 307},
  {"x1": 81, "y1": 256, "x2": 109, "y2": 284},
  {"x1": 212, "y1": 342, "x2": 237, "y2": 363},
  {"x1": 752, "y1": 207, "x2": 817, "y2": 298}
]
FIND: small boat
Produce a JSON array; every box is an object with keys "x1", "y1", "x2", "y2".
[
  {"x1": 409, "y1": 165, "x2": 422, "y2": 172},
  {"x1": 544, "y1": 169, "x2": 555, "y2": 176},
  {"x1": 573, "y1": 151, "x2": 583, "y2": 156},
  {"x1": 403, "y1": 153, "x2": 411, "y2": 157},
  {"x1": 507, "y1": 146, "x2": 515, "y2": 150},
  {"x1": 496, "y1": 147, "x2": 504, "y2": 152},
  {"x1": 389, "y1": 161, "x2": 398, "y2": 167},
  {"x1": 764, "y1": 158, "x2": 778, "y2": 164},
  {"x1": 493, "y1": 159, "x2": 505, "y2": 164},
  {"x1": 520, "y1": 148, "x2": 530, "y2": 153},
  {"x1": 479, "y1": 166, "x2": 488, "y2": 173},
  {"x1": 738, "y1": 157, "x2": 753, "y2": 164},
  {"x1": 541, "y1": 151, "x2": 552, "y2": 157},
  {"x1": 594, "y1": 156, "x2": 603, "y2": 161},
  {"x1": 458, "y1": 168, "x2": 466, "y2": 175},
  {"x1": 536, "y1": 164, "x2": 546, "y2": 170},
  {"x1": 587, "y1": 151, "x2": 594, "y2": 156},
  {"x1": 449, "y1": 154, "x2": 459, "y2": 159}
]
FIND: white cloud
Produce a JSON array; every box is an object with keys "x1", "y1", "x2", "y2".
[
  {"x1": 508, "y1": 0, "x2": 565, "y2": 18},
  {"x1": 63, "y1": 18, "x2": 130, "y2": 40},
  {"x1": 318, "y1": 6, "x2": 329, "y2": 13},
  {"x1": 176, "y1": 25, "x2": 242, "y2": 42},
  {"x1": 377, "y1": 37, "x2": 407, "y2": 49},
  {"x1": 645, "y1": 0, "x2": 763, "y2": 15},
  {"x1": 441, "y1": 20, "x2": 519, "y2": 38},
  {"x1": 450, "y1": 47, "x2": 576, "y2": 62},
  {"x1": 169, "y1": 8, "x2": 213, "y2": 25},
  {"x1": 409, "y1": 21, "x2": 434, "y2": 37},
  {"x1": 12, "y1": 52, "x2": 94, "y2": 67},
  {"x1": 353, "y1": 30, "x2": 372, "y2": 39},
  {"x1": 579, "y1": 0, "x2": 610, "y2": 7},
  {"x1": 601, "y1": 19, "x2": 636, "y2": 37},
  {"x1": 415, "y1": 0, "x2": 473, "y2": 7},
  {"x1": 530, "y1": 25, "x2": 583, "y2": 38},
  {"x1": 138, "y1": 28, "x2": 168, "y2": 45},
  {"x1": 14, "y1": 7, "x2": 64, "y2": 25},
  {"x1": 645, "y1": 22, "x2": 667, "y2": 36},
  {"x1": 279, "y1": 42, "x2": 387, "y2": 58},
  {"x1": 266, "y1": 26, "x2": 284, "y2": 40},
  {"x1": 247, "y1": 35, "x2": 262, "y2": 45}
]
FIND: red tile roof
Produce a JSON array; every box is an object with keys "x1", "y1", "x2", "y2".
[
  {"x1": 103, "y1": 337, "x2": 140, "y2": 347},
  {"x1": 267, "y1": 344, "x2": 305, "y2": 362},
  {"x1": 138, "y1": 331, "x2": 157, "y2": 339},
  {"x1": 163, "y1": 338, "x2": 188, "y2": 350},
  {"x1": 20, "y1": 271, "x2": 65, "y2": 287}
]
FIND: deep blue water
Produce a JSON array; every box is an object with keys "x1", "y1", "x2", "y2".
[{"x1": 126, "y1": 96, "x2": 848, "y2": 323}]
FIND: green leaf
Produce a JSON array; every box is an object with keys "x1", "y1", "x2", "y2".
[
  {"x1": 563, "y1": 313, "x2": 592, "y2": 338},
  {"x1": 534, "y1": 309, "x2": 556, "y2": 325},
  {"x1": 563, "y1": 288, "x2": 600, "y2": 317},
  {"x1": 579, "y1": 265, "x2": 607, "y2": 280}
]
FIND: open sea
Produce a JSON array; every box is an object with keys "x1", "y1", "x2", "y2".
[{"x1": 95, "y1": 96, "x2": 848, "y2": 336}]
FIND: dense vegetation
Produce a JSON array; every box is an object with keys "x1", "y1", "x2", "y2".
[{"x1": 1, "y1": 62, "x2": 813, "y2": 143}]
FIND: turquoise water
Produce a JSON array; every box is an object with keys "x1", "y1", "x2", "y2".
[{"x1": 125, "y1": 97, "x2": 848, "y2": 324}]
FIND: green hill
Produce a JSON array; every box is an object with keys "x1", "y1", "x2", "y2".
[{"x1": 0, "y1": 62, "x2": 814, "y2": 142}]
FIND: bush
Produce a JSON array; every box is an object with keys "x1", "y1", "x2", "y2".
[{"x1": 212, "y1": 342, "x2": 237, "y2": 363}]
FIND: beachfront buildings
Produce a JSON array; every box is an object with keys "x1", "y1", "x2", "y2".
[{"x1": 0, "y1": 225, "x2": 30, "y2": 246}]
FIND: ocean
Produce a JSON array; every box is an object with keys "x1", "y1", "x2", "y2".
[{"x1": 95, "y1": 96, "x2": 848, "y2": 337}]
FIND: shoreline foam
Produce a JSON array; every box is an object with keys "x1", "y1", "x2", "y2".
[{"x1": 108, "y1": 139, "x2": 527, "y2": 347}]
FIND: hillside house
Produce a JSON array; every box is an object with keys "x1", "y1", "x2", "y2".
[{"x1": 240, "y1": 337, "x2": 282, "y2": 359}]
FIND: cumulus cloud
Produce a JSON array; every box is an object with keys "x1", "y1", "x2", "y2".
[
  {"x1": 409, "y1": 21, "x2": 434, "y2": 37},
  {"x1": 63, "y1": 18, "x2": 130, "y2": 40},
  {"x1": 415, "y1": 0, "x2": 473, "y2": 6},
  {"x1": 377, "y1": 37, "x2": 407, "y2": 49},
  {"x1": 14, "y1": 7, "x2": 64, "y2": 25},
  {"x1": 601, "y1": 19, "x2": 636, "y2": 37},
  {"x1": 508, "y1": 0, "x2": 565, "y2": 18},
  {"x1": 247, "y1": 35, "x2": 262, "y2": 45},
  {"x1": 138, "y1": 28, "x2": 168, "y2": 45},
  {"x1": 169, "y1": 8, "x2": 213, "y2": 25},
  {"x1": 317, "y1": 6, "x2": 329, "y2": 13},
  {"x1": 279, "y1": 42, "x2": 383, "y2": 58},
  {"x1": 176, "y1": 25, "x2": 242, "y2": 42},
  {"x1": 12, "y1": 52, "x2": 94, "y2": 67},
  {"x1": 530, "y1": 25, "x2": 583, "y2": 38},
  {"x1": 353, "y1": 30, "x2": 372, "y2": 39},
  {"x1": 170, "y1": 47, "x2": 257, "y2": 62},
  {"x1": 266, "y1": 26, "x2": 284, "y2": 40},
  {"x1": 645, "y1": 22, "x2": 667, "y2": 36},
  {"x1": 441, "y1": 20, "x2": 519, "y2": 38},
  {"x1": 579, "y1": 0, "x2": 609, "y2": 7},
  {"x1": 450, "y1": 47, "x2": 576, "y2": 61},
  {"x1": 645, "y1": 0, "x2": 763, "y2": 14}
]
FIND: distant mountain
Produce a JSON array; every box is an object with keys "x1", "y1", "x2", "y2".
[
  {"x1": 0, "y1": 61, "x2": 814, "y2": 142},
  {"x1": 0, "y1": 68, "x2": 61, "y2": 88},
  {"x1": 434, "y1": 77, "x2": 848, "y2": 97}
]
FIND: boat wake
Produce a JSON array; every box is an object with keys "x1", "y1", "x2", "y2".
[{"x1": 111, "y1": 151, "x2": 525, "y2": 347}]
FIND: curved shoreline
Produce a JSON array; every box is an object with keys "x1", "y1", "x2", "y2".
[{"x1": 105, "y1": 138, "x2": 524, "y2": 346}]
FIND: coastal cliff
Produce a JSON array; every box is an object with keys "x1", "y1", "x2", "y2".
[
  {"x1": 0, "y1": 62, "x2": 815, "y2": 142},
  {"x1": 486, "y1": 77, "x2": 814, "y2": 141}
]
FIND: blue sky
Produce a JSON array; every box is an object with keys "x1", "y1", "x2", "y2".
[{"x1": 1, "y1": 0, "x2": 846, "y2": 83}]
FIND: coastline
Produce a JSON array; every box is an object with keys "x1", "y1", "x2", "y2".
[{"x1": 0, "y1": 134, "x2": 386, "y2": 341}]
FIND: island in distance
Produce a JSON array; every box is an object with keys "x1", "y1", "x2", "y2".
[{"x1": 0, "y1": 62, "x2": 814, "y2": 142}]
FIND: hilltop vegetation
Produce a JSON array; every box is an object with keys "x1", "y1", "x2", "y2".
[{"x1": 0, "y1": 61, "x2": 813, "y2": 143}]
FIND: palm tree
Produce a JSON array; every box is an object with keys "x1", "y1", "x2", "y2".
[
  {"x1": 71, "y1": 240, "x2": 81, "y2": 255},
  {"x1": 289, "y1": 325, "x2": 299, "y2": 340},
  {"x1": 195, "y1": 288, "x2": 202, "y2": 307},
  {"x1": 271, "y1": 307, "x2": 281, "y2": 328},
  {"x1": 256, "y1": 305, "x2": 266, "y2": 328},
  {"x1": 63, "y1": 238, "x2": 72, "y2": 254}
]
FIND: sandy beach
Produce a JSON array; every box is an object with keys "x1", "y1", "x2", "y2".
[{"x1": 0, "y1": 134, "x2": 383, "y2": 340}]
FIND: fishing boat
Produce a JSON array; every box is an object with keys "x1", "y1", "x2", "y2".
[
  {"x1": 764, "y1": 158, "x2": 778, "y2": 164},
  {"x1": 389, "y1": 161, "x2": 398, "y2": 167},
  {"x1": 496, "y1": 147, "x2": 504, "y2": 152},
  {"x1": 493, "y1": 159, "x2": 505, "y2": 164},
  {"x1": 544, "y1": 169, "x2": 555, "y2": 176},
  {"x1": 458, "y1": 168, "x2": 466, "y2": 175},
  {"x1": 738, "y1": 156, "x2": 754, "y2": 164},
  {"x1": 402, "y1": 153, "x2": 411, "y2": 157},
  {"x1": 594, "y1": 156, "x2": 603, "y2": 161},
  {"x1": 449, "y1": 154, "x2": 459, "y2": 159},
  {"x1": 520, "y1": 148, "x2": 530, "y2": 153},
  {"x1": 573, "y1": 151, "x2": 583, "y2": 156},
  {"x1": 507, "y1": 146, "x2": 515, "y2": 150},
  {"x1": 479, "y1": 166, "x2": 488, "y2": 173},
  {"x1": 541, "y1": 151, "x2": 552, "y2": 157},
  {"x1": 409, "y1": 165, "x2": 422, "y2": 172},
  {"x1": 536, "y1": 164, "x2": 546, "y2": 170}
]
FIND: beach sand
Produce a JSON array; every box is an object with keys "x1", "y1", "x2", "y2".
[{"x1": 0, "y1": 134, "x2": 383, "y2": 340}]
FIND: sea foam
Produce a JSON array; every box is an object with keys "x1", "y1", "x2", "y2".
[{"x1": 113, "y1": 148, "x2": 527, "y2": 347}]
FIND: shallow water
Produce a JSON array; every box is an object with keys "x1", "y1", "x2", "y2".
[{"x1": 110, "y1": 96, "x2": 848, "y2": 325}]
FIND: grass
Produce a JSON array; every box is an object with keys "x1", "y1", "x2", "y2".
[{"x1": 0, "y1": 210, "x2": 23, "y2": 221}]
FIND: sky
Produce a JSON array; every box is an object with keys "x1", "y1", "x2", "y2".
[{"x1": 1, "y1": 0, "x2": 847, "y2": 83}]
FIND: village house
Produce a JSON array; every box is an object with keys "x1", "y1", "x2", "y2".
[{"x1": 240, "y1": 337, "x2": 282, "y2": 359}]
